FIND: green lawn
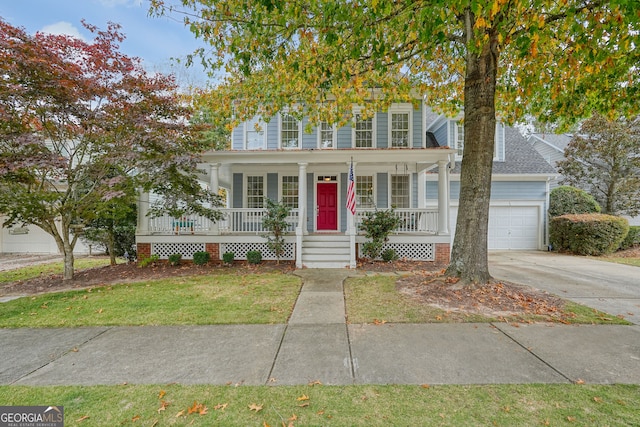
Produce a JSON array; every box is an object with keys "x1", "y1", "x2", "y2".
[
  {"x1": 0, "y1": 384, "x2": 637, "y2": 426},
  {"x1": 0, "y1": 273, "x2": 301, "y2": 327},
  {"x1": 0, "y1": 257, "x2": 115, "y2": 284},
  {"x1": 345, "y1": 275, "x2": 630, "y2": 325}
]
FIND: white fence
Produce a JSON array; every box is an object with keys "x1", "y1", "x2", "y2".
[{"x1": 356, "y1": 208, "x2": 438, "y2": 234}]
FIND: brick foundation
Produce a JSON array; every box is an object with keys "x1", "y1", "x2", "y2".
[
  {"x1": 206, "y1": 243, "x2": 220, "y2": 262},
  {"x1": 435, "y1": 243, "x2": 450, "y2": 264},
  {"x1": 137, "y1": 243, "x2": 151, "y2": 259}
]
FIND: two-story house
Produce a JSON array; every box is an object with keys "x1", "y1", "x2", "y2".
[{"x1": 133, "y1": 99, "x2": 557, "y2": 268}]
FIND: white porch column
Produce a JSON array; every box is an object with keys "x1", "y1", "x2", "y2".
[
  {"x1": 297, "y1": 162, "x2": 308, "y2": 234},
  {"x1": 437, "y1": 160, "x2": 450, "y2": 234},
  {"x1": 138, "y1": 189, "x2": 149, "y2": 234},
  {"x1": 209, "y1": 163, "x2": 220, "y2": 235},
  {"x1": 296, "y1": 162, "x2": 308, "y2": 269}
]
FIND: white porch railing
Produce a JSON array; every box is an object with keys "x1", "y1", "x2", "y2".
[
  {"x1": 219, "y1": 208, "x2": 299, "y2": 234},
  {"x1": 149, "y1": 214, "x2": 214, "y2": 234},
  {"x1": 356, "y1": 208, "x2": 439, "y2": 234}
]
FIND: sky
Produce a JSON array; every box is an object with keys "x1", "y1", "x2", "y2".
[{"x1": 0, "y1": 0, "x2": 211, "y2": 86}]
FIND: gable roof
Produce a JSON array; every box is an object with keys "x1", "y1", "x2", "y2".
[
  {"x1": 529, "y1": 133, "x2": 572, "y2": 152},
  {"x1": 451, "y1": 126, "x2": 557, "y2": 175}
]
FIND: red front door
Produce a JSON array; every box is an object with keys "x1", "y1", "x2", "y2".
[{"x1": 317, "y1": 183, "x2": 338, "y2": 230}]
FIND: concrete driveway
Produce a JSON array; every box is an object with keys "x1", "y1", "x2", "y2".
[{"x1": 489, "y1": 251, "x2": 640, "y2": 324}]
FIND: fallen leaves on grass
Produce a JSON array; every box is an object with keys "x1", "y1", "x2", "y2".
[{"x1": 248, "y1": 403, "x2": 263, "y2": 412}]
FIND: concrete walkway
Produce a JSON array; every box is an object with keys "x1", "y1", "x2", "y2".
[{"x1": 1, "y1": 262, "x2": 639, "y2": 386}]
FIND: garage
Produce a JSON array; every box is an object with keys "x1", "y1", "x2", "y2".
[{"x1": 450, "y1": 203, "x2": 543, "y2": 250}]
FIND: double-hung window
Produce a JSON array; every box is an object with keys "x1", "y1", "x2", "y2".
[
  {"x1": 280, "y1": 113, "x2": 301, "y2": 149},
  {"x1": 319, "y1": 121, "x2": 335, "y2": 148},
  {"x1": 246, "y1": 176, "x2": 264, "y2": 209},
  {"x1": 281, "y1": 176, "x2": 299, "y2": 208},
  {"x1": 356, "y1": 175, "x2": 374, "y2": 208},
  {"x1": 245, "y1": 116, "x2": 265, "y2": 150},
  {"x1": 391, "y1": 175, "x2": 410, "y2": 209},
  {"x1": 455, "y1": 121, "x2": 464, "y2": 157},
  {"x1": 354, "y1": 113, "x2": 374, "y2": 148},
  {"x1": 389, "y1": 104, "x2": 412, "y2": 148}
]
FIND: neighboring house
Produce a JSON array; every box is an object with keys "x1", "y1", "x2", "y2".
[
  {"x1": 1, "y1": 218, "x2": 90, "y2": 254},
  {"x1": 529, "y1": 132, "x2": 640, "y2": 226},
  {"x1": 134, "y1": 100, "x2": 557, "y2": 268}
]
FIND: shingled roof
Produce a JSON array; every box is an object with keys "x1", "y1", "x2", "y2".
[{"x1": 451, "y1": 126, "x2": 557, "y2": 175}]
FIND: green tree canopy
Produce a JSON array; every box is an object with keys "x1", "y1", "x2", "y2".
[
  {"x1": 151, "y1": 0, "x2": 640, "y2": 283},
  {"x1": 558, "y1": 114, "x2": 640, "y2": 217},
  {"x1": 0, "y1": 20, "x2": 222, "y2": 279}
]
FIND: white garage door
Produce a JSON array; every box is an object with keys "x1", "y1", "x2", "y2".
[{"x1": 451, "y1": 204, "x2": 540, "y2": 250}]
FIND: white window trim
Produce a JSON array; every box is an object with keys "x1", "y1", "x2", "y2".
[
  {"x1": 452, "y1": 119, "x2": 503, "y2": 161},
  {"x1": 244, "y1": 174, "x2": 266, "y2": 208},
  {"x1": 278, "y1": 111, "x2": 303, "y2": 149},
  {"x1": 355, "y1": 174, "x2": 376, "y2": 208},
  {"x1": 389, "y1": 174, "x2": 412, "y2": 209},
  {"x1": 279, "y1": 174, "x2": 299, "y2": 208},
  {"x1": 388, "y1": 103, "x2": 413, "y2": 148},
  {"x1": 244, "y1": 116, "x2": 266, "y2": 150},
  {"x1": 317, "y1": 121, "x2": 337, "y2": 149},
  {"x1": 352, "y1": 107, "x2": 377, "y2": 148}
]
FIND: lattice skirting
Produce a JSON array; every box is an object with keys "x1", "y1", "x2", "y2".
[
  {"x1": 221, "y1": 242, "x2": 295, "y2": 260},
  {"x1": 358, "y1": 242, "x2": 435, "y2": 261},
  {"x1": 152, "y1": 243, "x2": 206, "y2": 259}
]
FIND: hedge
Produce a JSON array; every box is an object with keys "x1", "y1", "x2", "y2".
[
  {"x1": 550, "y1": 213, "x2": 629, "y2": 256},
  {"x1": 620, "y1": 226, "x2": 640, "y2": 250},
  {"x1": 548, "y1": 186, "x2": 601, "y2": 217}
]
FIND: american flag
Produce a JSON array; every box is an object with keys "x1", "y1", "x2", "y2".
[{"x1": 346, "y1": 160, "x2": 356, "y2": 215}]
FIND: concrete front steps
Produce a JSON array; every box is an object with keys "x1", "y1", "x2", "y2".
[{"x1": 301, "y1": 234, "x2": 351, "y2": 269}]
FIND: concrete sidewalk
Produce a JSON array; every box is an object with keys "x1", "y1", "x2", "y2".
[{"x1": 1, "y1": 268, "x2": 639, "y2": 386}]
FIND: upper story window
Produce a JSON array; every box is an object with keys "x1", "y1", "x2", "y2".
[
  {"x1": 389, "y1": 104, "x2": 412, "y2": 148},
  {"x1": 455, "y1": 121, "x2": 464, "y2": 158},
  {"x1": 281, "y1": 176, "x2": 299, "y2": 208},
  {"x1": 246, "y1": 175, "x2": 264, "y2": 208},
  {"x1": 318, "y1": 121, "x2": 335, "y2": 148},
  {"x1": 245, "y1": 116, "x2": 266, "y2": 150},
  {"x1": 354, "y1": 113, "x2": 374, "y2": 148},
  {"x1": 280, "y1": 112, "x2": 301, "y2": 149}
]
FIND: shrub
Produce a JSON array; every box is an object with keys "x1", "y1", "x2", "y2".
[
  {"x1": 549, "y1": 186, "x2": 601, "y2": 217},
  {"x1": 168, "y1": 253, "x2": 182, "y2": 266},
  {"x1": 192, "y1": 251, "x2": 210, "y2": 265},
  {"x1": 550, "y1": 213, "x2": 629, "y2": 256},
  {"x1": 222, "y1": 251, "x2": 235, "y2": 264},
  {"x1": 359, "y1": 208, "x2": 401, "y2": 260},
  {"x1": 246, "y1": 250, "x2": 262, "y2": 264},
  {"x1": 620, "y1": 226, "x2": 640, "y2": 250},
  {"x1": 262, "y1": 198, "x2": 290, "y2": 264},
  {"x1": 138, "y1": 254, "x2": 159, "y2": 268},
  {"x1": 381, "y1": 248, "x2": 398, "y2": 262}
]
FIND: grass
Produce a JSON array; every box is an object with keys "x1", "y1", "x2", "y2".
[
  {"x1": 345, "y1": 275, "x2": 630, "y2": 325},
  {"x1": 0, "y1": 273, "x2": 301, "y2": 327},
  {"x1": 599, "y1": 256, "x2": 640, "y2": 267},
  {"x1": 0, "y1": 383, "x2": 637, "y2": 426},
  {"x1": 0, "y1": 256, "x2": 115, "y2": 284}
]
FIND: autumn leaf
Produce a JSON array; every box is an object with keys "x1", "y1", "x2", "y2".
[
  {"x1": 188, "y1": 401, "x2": 208, "y2": 415},
  {"x1": 593, "y1": 396, "x2": 603, "y2": 403},
  {"x1": 298, "y1": 402, "x2": 310, "y2": 408},
  {"x1": 175, "y1": 410, "x2": 184, "y2": 417},
  {"x1": 131, "y1": 415, "x2": 141, "y2": 422},
  {"x1": 308, "y1": 380, "x2": 322, "y2": 386},
  {"x1": 289, "y1": 414, "x2": 298, "y2": 421},
  {"x1": 373, "y1": 318, "x2": 386, "y2": 325},
  {"x1": 421, "y1": 384, "x2": 430, "y2": 389},
  {"x1": 249, "y1": 403, "x2": 263, "y2": 412},
  {"x1": 296, "y1": 394, "x2": 310, "y2": 401},
  {"x1": 158, "y1": 390, "x2": 166, "y2": 399},
  {"x1": 575, "y1": 379, "x2": 586, "y2": 385},
  {"x1": 77, "y1": 415, "x2": 90, "y2": 422},
  {"x1": 214, "y1": 403, "x2": 228, "y2": 411},
  {"x1": 157, "y1": 401, "x2": 169, "y2": 413}
]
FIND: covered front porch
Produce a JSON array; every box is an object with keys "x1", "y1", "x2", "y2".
[{"x1": 136, "y1": 148, "x2": 455, "y2": 268}]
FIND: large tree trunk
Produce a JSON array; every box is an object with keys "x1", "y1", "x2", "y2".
[{"x1": 446, "y1": 13, "x2": 499, "y2": 285}]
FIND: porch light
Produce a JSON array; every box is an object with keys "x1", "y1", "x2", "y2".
[{"x1": 324, "y1": 176, "x2": 332, "y2": 181}]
